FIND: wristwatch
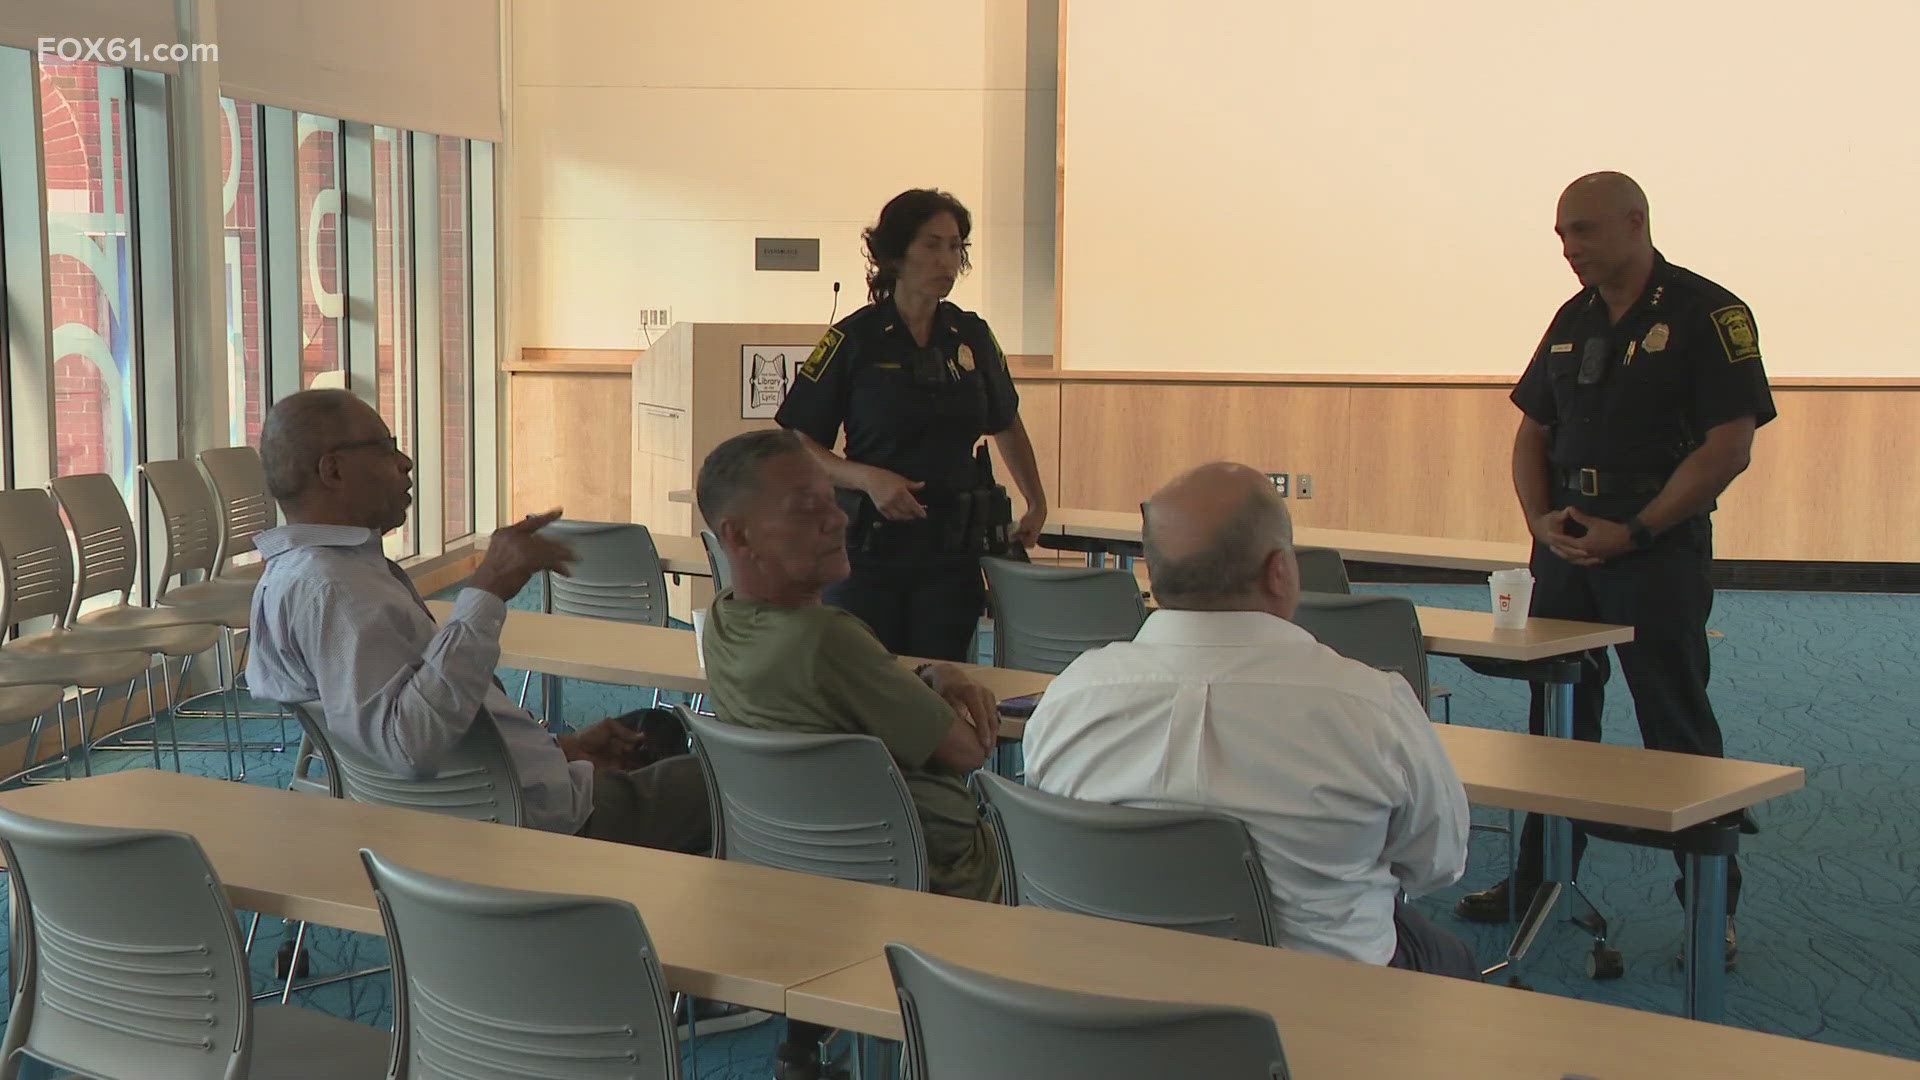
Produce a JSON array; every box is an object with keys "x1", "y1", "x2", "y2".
[{"x1": 1626, "y1": 515, "x2": 1655, "y2": 550}]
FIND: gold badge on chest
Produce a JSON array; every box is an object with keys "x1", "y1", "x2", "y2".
[
  {"x1": 957, "y1": 344, "x2": 976, "y2": 371},
  {"x1": 1642, "y1": 323, "x2": 1670, "y2": 353}
]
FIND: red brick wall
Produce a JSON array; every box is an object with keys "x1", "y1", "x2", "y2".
[
  {"x1": 40, "y1": 61, "x2": 127, "y2": 481},
  {"x1": 439, "y1": 136, "x2": 469, "y2": 537}
]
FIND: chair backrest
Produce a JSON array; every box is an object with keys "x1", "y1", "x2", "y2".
[
  {"x1": 0, "y1": 807, "x2": 259, "y2": 1080},
  {"x1": 971, "y1": 771, "x2": 1276, "y2": 945},
  {"x1": 1290, "y1": 592, "x2": 1429, "y2": 707},
  {"x1": 538, "y1": 520, "x2": 670, "y2": 626},
  {"x1": 699, "y1": 529, "x2": 734, "y2": 593},
  {"x1": 682, "y1": 709, "x2": 927, "y2": 891},
  {"x1": 360, "y1": 850, "x2": 679, "y2": 1080},
  {"x1": 1293, "y1": 545, "x2": 1351, "y2": 594},
  {"x1": 981, "y1": 557, "x2": 1146, "y2": 674},
  {"x1": 48, "y1": 473, "x2": 142, "y2": 619},
  {"x1": 885, "y1": 943, "x2": 1290, "y2": 1080},
  {"x1": 0, "y1": 489, "x2": 78, "y2": 634},
  {"x1": 198, "y1": 446, "x2": 275, "y2": 575},
  {"x1": 283, "y1": 702, "x2": 525, "y2": 826},
  {"x1": 139, "y1": 458, "x2": 222, "y2": 600}
]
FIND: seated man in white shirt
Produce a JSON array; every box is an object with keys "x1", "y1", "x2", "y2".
[
  {"x1": 246, "y1": 389, "x2": 709, "y2": 854},
  {"x1": 1023, "y1": 462, "x2": 1478, "y2": 979}
]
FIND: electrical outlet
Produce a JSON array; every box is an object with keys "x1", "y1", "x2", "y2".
[
  {"x1": 637, "y1": 307, "x2": 673, "y2": 335},
  {"x1": 1297, "y1": 473, "x2": 1313, "y2": 499},
  {"x1": 1266, "y1": 472, "x2": 1289, "y2": 498}
]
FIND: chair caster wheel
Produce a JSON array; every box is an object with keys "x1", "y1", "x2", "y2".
[
  {"x1": 275, "y1": 940, "x2": 311, "y2": 980},
  {"x1": 1586, "y1": 947, "x2": 1624, "y2": 980}
]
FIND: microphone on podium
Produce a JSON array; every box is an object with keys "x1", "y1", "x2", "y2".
[{"x1": 828, "y1": 281, "x2": 841, "y2": 325}]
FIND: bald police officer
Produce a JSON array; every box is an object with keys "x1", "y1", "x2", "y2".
[{"x1": 1455, "y1": 173, "x2": 1776, "y2": 960}]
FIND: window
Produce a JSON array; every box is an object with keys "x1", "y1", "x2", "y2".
[
  {"x1": 438, "y1": 135, "x2": 472, "y2": 540},
  {"x1": 374, "y1": 126, "x2": 417, "y2": 557},
  {"x1": 221, "y1": 98, "x2": 267, "y2": 448},
  {"x1": 39, "y1": 58, "x2": 139, "y2": 490},
  {"x1": 297, "y1": 112, "x2": 343, "y2": 391}
]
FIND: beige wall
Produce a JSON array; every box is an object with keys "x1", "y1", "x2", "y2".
[
  {"x1": 506, "y1": 0, "x2": 1059, "y2": 356},
  {"x1": 1062, "y1": 1, "x2": 1920, "y2": 377}
]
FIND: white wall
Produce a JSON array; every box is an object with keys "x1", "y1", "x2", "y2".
[
  {"x1": 1063, "y1": 1, "x2": 1920, "y2": 376},
  {"x1": 508, "y1": 0, "x2": 1057, "y2": 355}
]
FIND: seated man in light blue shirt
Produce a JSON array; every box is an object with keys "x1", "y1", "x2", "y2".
[{"x1": 246, "y1": 388, "x2": 708, "y2": 853}]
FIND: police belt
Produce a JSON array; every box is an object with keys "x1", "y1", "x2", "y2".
[{"x1": 1556, "y1": 467, "x2": 1669, "y2": 498}]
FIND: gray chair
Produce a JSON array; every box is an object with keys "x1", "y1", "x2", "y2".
[
  {"x1": 681, "y1": 708, "x2": 927, "y2": 891},
  {"x1": 0, "y1": 807, "x2": 390, "y2": 1080},
  {"x1": 1293, "y1": 545, "x2": 1351, "y2": 594},
  {"x1": 198, "y1": 445, "x2": 275, "y2": 584},
  {"x1": 700, "y1": 529, "x2": 734, "y2": 593},
  {"x1": 359, "y1": 850, "x2": 681, "y2": 1080},
  {"x1": 281, "y1": 701, "x2": 524, "y2": 826},
  {"x1": 520, "y1": 520, "x2": 671, "y2": 718},
  {"x1": 972, "y1": 771, "x2": 1276, "y2": 945},
  {"x1": 981, "y1": 557, "x2": 1146, "y2": 674},
  {"x1": 1290, "y1": 592, "x2": 1429, "y2": 708},
  {"x1": 884, "y1": 943, "x2": 1290, "y2": 1080}
]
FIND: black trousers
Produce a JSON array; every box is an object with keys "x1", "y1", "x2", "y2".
[
  {"x1": 824, "y1": 559, "x2": 984, "y2": 662},
  {"x1": 1514, "y1": 517, "x2": 1742, "y2": 913}
]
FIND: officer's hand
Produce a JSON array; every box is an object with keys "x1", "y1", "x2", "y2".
[
  {"x1": 1530, "y1": 508, "x2": 1596, "y2": 566},
  {"x1": 1012, "y1": 502, "x2": 1048, "y2": 548},
  {"x1": 469, "y1": 509, "x2": 577, "y2": 600},
  {"x1": 1562, "y1": 508, "x2": 1633, "y2": 565},
  {"x1": 862, "y1": 468, "x2": 928, "y2": 521}
]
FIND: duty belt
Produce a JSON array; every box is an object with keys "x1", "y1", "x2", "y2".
[{"x1": 1557, "y1": 467, "x2": 1669, "y2": 498}]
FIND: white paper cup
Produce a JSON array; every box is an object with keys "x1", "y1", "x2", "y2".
[
  {"x1": 691, "y1": 609, "x2": 709, "y2": 671},
  {"x1": 1489, "y1": 568, "x2": 1533, "y2": 630}
]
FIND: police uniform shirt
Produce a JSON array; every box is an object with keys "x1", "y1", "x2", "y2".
[
  {"x1": 1512, "y1": 253, "x2": 1777, "y2": 472},
  {"x1": 776, "y1": 301, "x2": 1020, "y2": 492}
]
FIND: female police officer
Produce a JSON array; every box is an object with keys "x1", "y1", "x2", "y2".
[{"x1": 775, "y1": 188, "x2": 1048, "y2": 661}]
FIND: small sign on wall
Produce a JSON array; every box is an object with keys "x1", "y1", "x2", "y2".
[{"x1": 741, "y1": 345, "x2": 811, "y2": 418}]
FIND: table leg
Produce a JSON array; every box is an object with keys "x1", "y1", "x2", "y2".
[
  {"x1": 1683, "y1": 850, "x2": 1730, "y2": 1022},
  {"x1": 1083, "y1": 551, "x2": 1106, "y2": 569}
]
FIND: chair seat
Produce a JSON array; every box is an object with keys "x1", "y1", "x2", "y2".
[
  {"x1": 17, "y1": 623, "x2": 222, "y2": 660},
  {"x1": 156, "y1": 579, "x2": 253, "y2": 626},
  {"x1": 0, "y1": 647, "x2": 148, "y2": 689},
  {"x1": 0, "y1": 683, "x2": 62, "y2": 725},
  {"x1": 242, "y1": 1004, "x2": 392, "y2": 1080},
  {"x1": 79, "y1": 601, "x2": 234, "y2": 633}
]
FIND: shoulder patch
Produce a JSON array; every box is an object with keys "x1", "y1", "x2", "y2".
[
  {"x1": 1709, "y1": 305, "x2": 1761, "y2": 363},
  {"x1": 799, "y1": 327, "x2": 845, "y2": 381}
]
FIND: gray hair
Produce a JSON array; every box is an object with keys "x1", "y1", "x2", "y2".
[
  {"x1": 259, "y1": 389, "x2": 363, "y2": 503},
  {"x1": 1144, "y1": 486, "x2": 1294, "y2": 607},
  {"x1": 696, "y1": 428, "x2": 808, "y2": 526}
]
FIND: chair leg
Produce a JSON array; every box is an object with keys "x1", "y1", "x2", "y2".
[
  {"x1": 142, "y1": 664, "x2": 163, "y2": 770},
  {"x1": 518, "y1": 669, "x2": 535, "y2": 709},
  {"x1": 280, "y1": 919, "x2": 310, "y2": 1004}
]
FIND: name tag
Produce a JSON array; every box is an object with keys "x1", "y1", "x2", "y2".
[{"x1": 1549, "y1": 342, "x2": 1574, "y2": 353}]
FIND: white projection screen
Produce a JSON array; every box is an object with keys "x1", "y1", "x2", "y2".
[{"x1": 1061, "y1": 1, "x2": 1920, "y2": 376}]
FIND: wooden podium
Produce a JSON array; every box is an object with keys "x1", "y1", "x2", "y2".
[{"x1": 631, "y1": 322, "x2": 824, "y2": 606}]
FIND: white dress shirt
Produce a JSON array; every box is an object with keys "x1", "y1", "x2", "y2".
[
  {"x1": 1023, "y1": 608, "x2": 1469, "y2": 965},
  {"x1": 246, "y1": 524, "x2": 593, "y2": 834}
]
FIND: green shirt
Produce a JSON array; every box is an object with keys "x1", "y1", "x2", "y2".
[{"x1": 702, "y1": 592, "x2": 999, "y2": 901}]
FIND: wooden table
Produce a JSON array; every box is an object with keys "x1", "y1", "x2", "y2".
[
  {"x1": 429, "y1": 601, "x2": 1052, "y2": 703},
  {"x1": 783, "y1": 927, "x2": 1915, "y2": 1080},
  {"x1": 1043, "y1": 506, "x2": 1531, "y2": 573},
  {"x1": 0, "y1": 771, "x2": 1877, "y2": 1080},
  {"x1": 478, "y1": 528, "x2": 712, "y2": 578}
]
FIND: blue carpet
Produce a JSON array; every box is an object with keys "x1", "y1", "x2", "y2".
[{"x1": 1, "y1": 579, "x2": 1914, "y2": 1074}]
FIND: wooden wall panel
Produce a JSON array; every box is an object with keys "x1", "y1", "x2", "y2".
[
  {"x1": 1058, "y1": 383, "x2": 1355, "y2": 530},
  {"x1": 988, "y1": 381, "x2": 1062, "y2": 515},
  {"x1": 1344, "y1": 387, "x2": 1529, "y2": 544},
  {"x1": 508, "y1": 371, "x2": 632, "y2": 521}
]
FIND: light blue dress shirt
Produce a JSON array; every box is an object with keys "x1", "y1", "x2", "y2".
[{"x1": 245, "y1": 524, "x2": 593, "y2": 834}]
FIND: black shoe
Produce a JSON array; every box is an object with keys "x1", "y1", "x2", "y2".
[{"x1": 1453, "y1": 879, "x2": 1540, "y2": 924}]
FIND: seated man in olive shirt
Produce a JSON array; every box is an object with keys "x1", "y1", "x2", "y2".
[{"x1": 696, "y1": 427, "x2": 1002, "y2": 902}]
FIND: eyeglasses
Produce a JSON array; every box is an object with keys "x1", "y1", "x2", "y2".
[{"x1": 325, "y1": 436, "x2": 402, "y2": 457}]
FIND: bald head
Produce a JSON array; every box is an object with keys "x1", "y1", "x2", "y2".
[
  {"x1": 1556, "y1": 172, "x2": 1653, "y2": 292},
  {"x1": 1144, "y1": 463, "x2": 1296, "y2": 613},
  {"x1": 259, "y1": 388, "x2": 414, "y2": 531},
  {"x1": 260, "y1": 389, "x2": 368, "y2": 501}
]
